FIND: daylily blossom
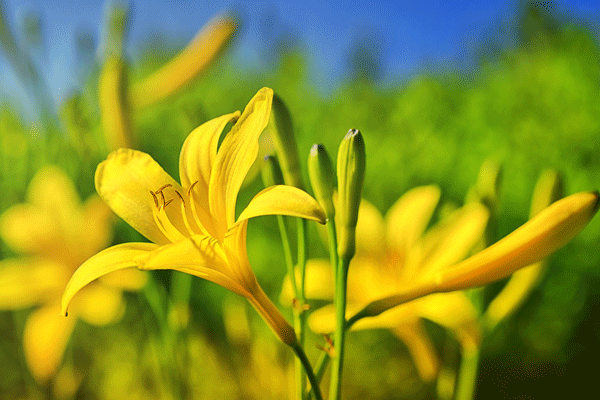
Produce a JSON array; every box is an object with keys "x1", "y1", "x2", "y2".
[
  {"x1": 61, "y1": 88, "x2": 326, "y2": 345},
  {"x1": 0, "y1": 166, "x2": 147, "y2": 382},
  {"x1": 296, "y1": 186, "x2": 488, "y2": 380}
]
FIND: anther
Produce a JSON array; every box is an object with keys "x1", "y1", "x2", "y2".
[
  {"x1": 164, "y1": 199, "x2": 174, "y2": 208},
  {"x1": 174, "y1": 190, "x2": 185, "y2": 206},
  {"x1": 187, "y1": 181, "x2": 199, "y2": 197},
  {"x1": 150, "y1": 191, "x2": 159, "y2": 208},
  {"x1": 156, "y1": 184, "x2": 172, "y2": 193}
]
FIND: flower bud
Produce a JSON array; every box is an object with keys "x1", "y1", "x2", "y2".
[
  {"x1": 261, "y1": 155, "x2": 285, "y2": 188},
  {"x1": 267, "y1": 94, "x2": 303, "y2": 189},
  {"x1": 336, "y1": 129, "x2": 366, "y2": 260},
  {"x1": 99, "y1": 56, "x2": 133, "y2": 150},
  {"x1": 308, "y1": 144, "x2": 335, "y2": 218}
]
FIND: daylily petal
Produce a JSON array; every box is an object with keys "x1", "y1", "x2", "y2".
[
  {"x1": 95, "y1": 149, "x2": 185, "y2": 245},
  {"x1": 130, "y1": 15, "x2": 238, "y2": 110},
  {"x1": 416, "y1": 292, "x2": 481, "y2": 352},
  {"x1": 417, "y1": 203, "x2": 489, "y2": 278},
  {"x1": 99, "y1": 267, "x2": 148, "y2": 291},
  {"x1": 280, "y1": 259, "x2": 333, "y2": 306},
  {"x1": 223, "y1": 221, "x2": 261, "y2": 293},
  {"x1": 179, "y1": 112, "x2": 240, "y2": 213},
  {"x1": 0, "y1": 203, "x2": 61, "y2": 256},
  {"x1": 209, "y1": 88, "x2": 273, "y2": 231},
  {"x1": 385, "y1": 185, "x2": 441, "y2": 259},
  {"x1": 352, "y1": 192, "x2": 599, "y2": 323},
  {"x1": 27, "y1": 166, "x2": 81, "y2": 219},
  {"x1": 142, "y1": 234, "x2": 249, "y2": 296},
  {"x1": 354, "y1": 198, "x2": 385, "y2": 257},
  {"x1": 392, "y1": 323, "x2": 440, "y2": 382},
  {"x1": 483, "y1": 261, "x2": 545, "y2": 330},
  {"x1": 0, "y1": 259, "x2": 69, "y2": 309},
  {"x1": 24, "y1": 304, "x2": 77, "y2": 382},
  {"x1": 62, "y1": 242, "x2": 158, "y2": 316},
  {"x1": 433, "y1": 191, "x2": 599, "y2": 292},
  {"x1": 72, "y1": 284, "x2": 125, "y2": 326},
  {"x1": 237, "y1": 185, "x2": 326, "y2": 224}
]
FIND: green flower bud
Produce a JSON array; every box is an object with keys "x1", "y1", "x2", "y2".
[
  {"x1": 261, "y1": 155, "x2": 285, "y2": 188},
  {"x1": 336, "y1": 129, "x2": 366, "y2": 260},
  {"x1": 308, "y1": 144, "x2": 335, "y2": 219},
  {"x1": 267, "y1": 94, "x2": 303, "y2": 189}
]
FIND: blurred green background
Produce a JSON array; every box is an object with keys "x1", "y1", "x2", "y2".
[{"x1": 1, "y1": 0, "x2": 600, "y2": 399}]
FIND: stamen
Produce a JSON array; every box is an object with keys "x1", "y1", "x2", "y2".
[
  {"x1": 164, "y1": 199, "x2": 174, "y2": 208},
  {"x1": 156, "y1": 184, "x2": 173, "y2": 193},
  {"x1": 150, "y1": 191, "x2": 158, "y2": 208},
  {"x1": 159, "y1": 191, "x2": 167, "y2": 208},
  {"x1": 174, "y1": 190, "x2": 185, "y2": 206},
  {"x1": 175, "y1": 190, "x2": 196, "y2": 237},
  {"x1": 187, "y1": 181, "x2": 199, "y2": 197},
  {"x1": 152, "y1": 206, "x2": 186, "y2": 243}
]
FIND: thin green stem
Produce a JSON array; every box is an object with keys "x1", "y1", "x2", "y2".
[
  {"x1": 329, "y1": 256, "x2": 350, "y2": 400},
  {"x1": 277, "y1": 215, "x2": 297, "y2": 296},
  {"x1": 291, "y1": 342, "x2": 324, "y2": 400},
  {"x1": 307, "y1": 347, "x2": 332, "y2": 400},
  {"x1": 455, "y1": 347, "x2": 481, "y2": 400},
  {"x1": 326, "y1": 219, "x2": 339, "y2": 282},
  {"x1": 295, "y1": 218, "x2": 309, "y2": 400}
]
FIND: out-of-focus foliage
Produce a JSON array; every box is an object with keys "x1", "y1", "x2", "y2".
[{"x1": 1, "y1": 0, "x2": 600, "y2": 398}]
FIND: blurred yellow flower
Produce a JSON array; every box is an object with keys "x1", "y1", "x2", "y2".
[
  {"x1": 62, "y1": 88, "x2": 326, "y2": 346},
  {"x1": 299, "y1": 186, "x2": 488, "y2": 381},
  {"x1": 0, "y1": 166, "x2": 147, "y2": 382}
]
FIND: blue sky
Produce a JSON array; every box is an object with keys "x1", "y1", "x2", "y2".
[{"x1": 1, "y1": 0, "x2": 599, "y2": 108}]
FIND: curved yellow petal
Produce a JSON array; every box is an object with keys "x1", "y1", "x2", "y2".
[
  {"x1": 417, "y1": 203, "x2": 489, "y2": 278},
  {"x1": 392, "y1": 322, "x2": 440, "y2": 382},
  {"x1": 130, "y1": 15, "x2": 238, "y2": 110},
  {"x1": 179, "y1": 112, "x2": 240, "y2": 208},
  {"x1": 61, "y1": 242, "x2": 158, "y2": 316},
  {"x1": 72, "y1": 284, "x2": 125, "y2": 326},
  {"x1": 434, "y1": 191, "x2": 599, "y2": 292},
  {"x1": 416, "y1": 292, "x2": 481, "y2": 352},
  {"x1": 0, "y1": 259, "x2": 69, "y2": 309},
  {"x1": 141, "y1": 234, "x2": 249, "y2": 296},
  {"x1": 24, "y1": 304, "x2": 77, "y2": 382},
  {"x1": 95, "y1": 149, "x2": 184, "y2": 245},
  {"x1": 385, "y1": 185, "x2": 441, "y2": 259},
  {"x1": 237, "y1": 185, "x2": 326, "y2": 224},
  {"x1": 483, "y1": 261, "x2": 545, "y2": 331},
  {"x1": 354, "y1": 198, "x2": 385, "y2": 257},
  {"x1": 99, "y1": 267, "x2": 148, "y2": 291},
  {"x1": 209, "y1": 88, "x2": 273, "y2": 231}
]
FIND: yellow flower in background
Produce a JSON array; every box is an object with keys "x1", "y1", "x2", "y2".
[
  {"x1": 299, "y1": 186, "x2": 488, "y2": 381},
  {"x1": 62, "y1": 88, "x2": 326, "y2": 346},
  {"x1": 0, "y1": 166, "x2": 147, "y2": 382}
]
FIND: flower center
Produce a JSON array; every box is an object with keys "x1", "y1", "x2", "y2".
[{"x1": 150, "y1": 183, "x2": 207, "y2": 243}]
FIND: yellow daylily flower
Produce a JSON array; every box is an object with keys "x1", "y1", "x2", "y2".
[
  {"x1": 61, "y1": 88, "x2": 326, "y2": 346},
  {"x1": 0, "y1": 166, "x2": 147, "y2": 382},
  {"x1": 299, "y1": 186, "x2": 488, "y2": 381},
  {"x1": 349, "y1": 190, "x2": 599, "y2": 325}
]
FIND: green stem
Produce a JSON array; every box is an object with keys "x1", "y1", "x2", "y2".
[
  {"x1": 291, "y1": 342, "x2": 324, "y2": 400},
  {"x1": 455, "y1": 347, "x2": 480, "y2": 400},
  {"x1": 308, "y1": 346, "x2": 332, "y2": 400},
  {"x1": 296, "y1": 218, "x2": 309, "y2": 400},
  {"x1": 329, "y1": 256, "x2": 350, "y2": 400}
]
